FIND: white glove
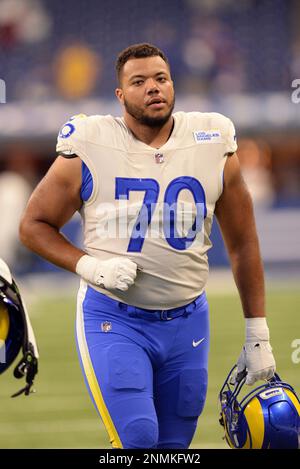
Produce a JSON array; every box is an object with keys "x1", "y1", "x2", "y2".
[
  {"x1": 235, "y1": 317, "x2": 276, "y2": 386},
  {"x1": 76, "y1": 255, "x2": 137, "y2": 291}
]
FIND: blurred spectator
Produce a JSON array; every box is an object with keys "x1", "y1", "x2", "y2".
[
  {"x1": 54, "y1": 43, "x2": 101, "y2": 99},
  {"x1": 237, "y1": 139, "x2": 275, "y2": 208},
  {"x1": 0, "y1": 145, "x2": 37, "y2": 268},
  {"x1": 0, "y1": 0, "x2": 51, "y2": 48},
  {"x1": 182, "y1": 14, "x2": 246, "y2": 94},
  {"x1": 0, "y1": 0, "x2": 294, "y2": 100}
]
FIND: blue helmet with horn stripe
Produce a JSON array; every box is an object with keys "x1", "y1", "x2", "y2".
[{"x1": 219, "y1": 365, "x2": 300, "y2": 449}]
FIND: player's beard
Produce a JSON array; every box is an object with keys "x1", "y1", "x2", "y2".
[{"x1": 124, "y1": 95, "x2": 175, "y2": 128}]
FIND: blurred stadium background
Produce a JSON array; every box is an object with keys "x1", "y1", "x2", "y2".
[{"x1": 0, "y1": 0, "x2": 299, "y2": 449}]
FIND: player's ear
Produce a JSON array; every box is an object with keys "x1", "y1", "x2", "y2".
[{"x1": 115, "y1": 88, "x2": 124, "y2": 105}]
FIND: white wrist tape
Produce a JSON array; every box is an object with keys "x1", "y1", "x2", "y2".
[{"x1": 245, "y1": 317, "x2": 270, "y2": 342}]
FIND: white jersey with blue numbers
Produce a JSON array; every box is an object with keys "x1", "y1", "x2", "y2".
[{"x1": 56, "y1": 112, "x2": 237, "y2": 309}]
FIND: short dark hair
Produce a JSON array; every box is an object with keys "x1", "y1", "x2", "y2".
[{"x1": 115, "y1": 43, "x2": 170, "y2": 84}]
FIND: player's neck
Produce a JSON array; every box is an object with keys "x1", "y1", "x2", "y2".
[{"x1": 124, "y1": 114, "x2": 174, "y2": 149}]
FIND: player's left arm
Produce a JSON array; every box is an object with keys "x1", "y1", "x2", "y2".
[
  {"x1": 215, "y1": 153, "x2": 264, "y2": 318},
  {"x1": 215, "y1": 153, "x2": 276, "y2": 385}
]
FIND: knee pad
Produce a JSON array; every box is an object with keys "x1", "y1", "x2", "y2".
[
  {"x1": 107, "y1": 344, "x2": 158, "y2": 448},
  {"x1": 123, "y1": 418, "x2": 158, "y2": 449},
  {"x1": 177, "y1": 368, "x2": 208, "y2": 418}
]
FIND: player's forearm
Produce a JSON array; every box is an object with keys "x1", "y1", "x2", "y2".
[
  {"x1": 228, "y1": 238, "x2": 265, "y2": 318},
  {"x1": 19, "y1": 219, "x2": 85, "y2": 273}
]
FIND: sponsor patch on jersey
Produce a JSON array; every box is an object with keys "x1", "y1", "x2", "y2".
[{"x1": 193, "y1": 130, "x2": 223, "y2": 144}]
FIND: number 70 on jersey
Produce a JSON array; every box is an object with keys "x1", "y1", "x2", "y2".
[{"x1": 113, "y1": 176, "x2": 207, "y2": 252}]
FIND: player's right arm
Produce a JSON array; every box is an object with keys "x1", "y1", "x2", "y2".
[
  {"x1": 19, "y1": 156, "x2": 137, "y2": 290},
  {"x1": 19, "y1": 155, "x2": 84, "y2": 273}
]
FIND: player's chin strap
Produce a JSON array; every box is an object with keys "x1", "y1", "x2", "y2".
[{"x1": 11, "y1": 282, "x2": 39, "y2": 398}]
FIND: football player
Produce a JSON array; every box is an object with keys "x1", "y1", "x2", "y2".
[{"x1": 19, "y1": 43, "x2": 275, "y2": 448}]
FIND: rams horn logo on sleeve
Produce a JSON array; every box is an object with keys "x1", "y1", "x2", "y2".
[{"x1": 59, "y1": 122, "x2": 75, "y2": 139}]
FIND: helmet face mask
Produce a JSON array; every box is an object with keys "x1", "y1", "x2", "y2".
[
  {"x1": 0, "y1": 259, "x2": 38, "y2": 397},
  {"x1": 219, "y1": 365, "x2": 300, "y2": 449},
  {"x1": 0, "y1": 296, "x2": 24, "y2": 375}
]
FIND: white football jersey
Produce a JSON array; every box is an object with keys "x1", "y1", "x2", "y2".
[{"x1": 56, "y1": 111, "x2": 237, "y2": 309}]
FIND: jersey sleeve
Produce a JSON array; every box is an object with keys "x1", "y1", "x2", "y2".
[
  {"x1": 56, "y1": 114, "x2": 88, "y2": 158},
  {"x1": 224, "y1": 117, "x2": 237, "y2": 155}
]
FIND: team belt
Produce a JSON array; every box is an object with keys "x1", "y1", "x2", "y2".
[{"x1": 118, "y1": 293, "x2": 204, "y2": 322}]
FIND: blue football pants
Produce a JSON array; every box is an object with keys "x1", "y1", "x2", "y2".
[{"x1": 75, "y1": 282, "x2": 210, "y2": 449}]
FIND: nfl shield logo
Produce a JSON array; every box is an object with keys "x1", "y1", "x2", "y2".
[
  {"x1": 101, "y1": 321, "x2": 112, "y2": 332},
  {"x1": 154, "y1": 153, "x2": 164, "y2": 164}
]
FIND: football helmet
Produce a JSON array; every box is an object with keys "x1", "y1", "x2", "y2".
[
  {"x1": 0, "y1": 258, "x2": 38, "y2": 397},
  {"x1": 219, "y1": 365, "x2": 300, "y2": 449}
]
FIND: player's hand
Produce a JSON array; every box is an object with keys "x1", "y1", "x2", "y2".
[
  {"x1": 235, "y1": 341, "x2": 276, "y2": 385},
  {"x1": 76, "y1": 255, "x2": 137, "y2": 291},
  {"x1": 234, "y1": 317, "x2": 276, "y2": 386}
]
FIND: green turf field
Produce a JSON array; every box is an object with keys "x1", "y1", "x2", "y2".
[{"x1": 0, "y1": 288, "x2": 299, "y2": 449}]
